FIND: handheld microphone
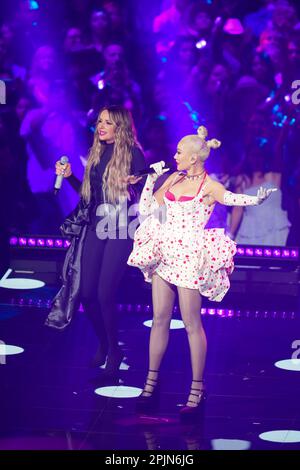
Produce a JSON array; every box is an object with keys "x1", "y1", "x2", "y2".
[
  {"x1": 133, "y1": 161, "x2": 172, "y2": 178},
  {"x1": 54, "y1": 156, "x2": 69, "y2": 194}
]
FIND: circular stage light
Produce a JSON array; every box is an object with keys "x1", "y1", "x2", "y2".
[
  {"x1": 94, "y1": 385, "x2": 142, "y2": 398},
  {"x1": 0, "y1": 344, "x2": 24, "y2": 356},
  {"x1": 0, "y1": 278, "x2": 45, "y2": 289},
  {"x1": 211, "y1": 439, "x2": 251, "y2": 450},
  {"x1": 259, "y1": 430, "x2": 300, "y2": 443},
  {"x1": 143, "y1": 319, "x2": 184, "y2": 329},
  {"x1": 274, "y1": 359, "x2": 300, "y2": 371}
]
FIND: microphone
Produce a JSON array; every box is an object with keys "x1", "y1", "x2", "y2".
[
  {"x1": 133, "y1": 161, "x2": 172, "y2": 178},
  {"x1": 54, "y1": 156, "x2": 69, "y2": 194}
]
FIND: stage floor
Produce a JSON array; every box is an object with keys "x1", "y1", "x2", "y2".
[{"x1": 0, "y1": 285, "x2": 300, "y2": 451}]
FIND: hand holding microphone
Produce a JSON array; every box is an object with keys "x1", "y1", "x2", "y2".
[
  {"x1": 149, "y1": 161, "x2": 170, "y2": 177},
  {"x1": 54, "y1": 156, "x2": 71, "y2": 194},
  {"x1": 123, "y1": 161, "x2": 170, "y2": 185}
]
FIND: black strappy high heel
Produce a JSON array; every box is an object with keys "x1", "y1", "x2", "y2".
[
  {"x1": 136, "y1": 369, "x2": 160, "y2": 412},
  {"x1": 179, "y1": 379, "x2": 206, "y2": 421}
]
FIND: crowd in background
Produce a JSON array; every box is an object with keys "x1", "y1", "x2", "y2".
[{"x1": 0, "y1": 0, "x2": 300, "y2": 247}]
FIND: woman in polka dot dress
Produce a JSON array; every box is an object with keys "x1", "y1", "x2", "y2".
[{"x1": 127, "y1": 126, "x2": 276, "y2": 419}]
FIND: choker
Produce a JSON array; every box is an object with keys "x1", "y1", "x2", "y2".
[{"x1": 184, "y1": 171, "x2": 206, "y2": 180}]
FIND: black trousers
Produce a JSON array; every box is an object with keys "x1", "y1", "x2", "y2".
[{"x1": 80, "y1": 225, "x2": 133, "y2": 352}]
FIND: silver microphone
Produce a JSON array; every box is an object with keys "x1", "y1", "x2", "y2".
[{"x1": 54, "y1": 156, "x2": 69, "y2": 194}]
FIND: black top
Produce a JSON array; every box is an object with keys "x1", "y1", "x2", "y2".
[
  {"x1": 90, "y1": 142, "x2": 115, "y2": 207},
  {"x1": 68, "y1": 142, "x2": 146, "y2": 231}
]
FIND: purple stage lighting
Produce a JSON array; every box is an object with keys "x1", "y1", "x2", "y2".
[
  {"x1": 19, "y1": 237, "x2": 27, "y2": 246},
  {"x1": 8, "y1": 236, "x2": 299, "y2": 260},
  {"x1": 235, "y1": 246, "x2": 299, "y2": 259},
  {"x1": 264, "y1": 248, "x2": 272, "y2": 257}
]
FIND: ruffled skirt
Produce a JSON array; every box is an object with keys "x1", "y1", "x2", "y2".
[{"x1": 128, "y1": 216, "x2": 237, "y2": 302}]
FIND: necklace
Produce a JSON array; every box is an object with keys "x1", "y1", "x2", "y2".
[{"x1": 184, "y1": 171, "x2": 206, "y2": 181}]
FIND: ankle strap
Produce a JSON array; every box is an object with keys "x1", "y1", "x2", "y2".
[
  {"x1": 146, "y1": 377, "x2": 158, "y2": 383},
  {"x1": 192, "y1": 379, "x2": 204, "y2": 383},
  {"x1": 149, "y1": 369, "x2": 159, "y2": 373}
]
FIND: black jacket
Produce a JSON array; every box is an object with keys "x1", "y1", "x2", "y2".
[{"x1": 45, "y1": 198, "x2": 90, "y2": 330}]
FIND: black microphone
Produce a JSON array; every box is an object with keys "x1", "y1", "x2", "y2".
[
  {"x1": 54, "y1": 156, "x2": 69, "y2": 194},
  {"x1": 133, "y1": 161, "x2": 172, "y2": 177}
]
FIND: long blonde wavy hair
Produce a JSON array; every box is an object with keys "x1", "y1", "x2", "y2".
[{"x1": 81, "y1": 106, "x2": 141, "y2": 204}]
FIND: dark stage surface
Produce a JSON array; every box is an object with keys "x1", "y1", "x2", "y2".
[{"x1": 1, "y1": 280, "x2": 300, "y2": 451}]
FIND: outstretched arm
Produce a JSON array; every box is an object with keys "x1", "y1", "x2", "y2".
[{"x1": 207, "y1": 181, "x2": 277, "y2": 206}]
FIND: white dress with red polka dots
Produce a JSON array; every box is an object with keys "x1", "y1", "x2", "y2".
[{"x1": 128, "y1": 178, "x2": 237, "y2": 302}]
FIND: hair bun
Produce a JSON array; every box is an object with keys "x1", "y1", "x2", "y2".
[
  {"x1": 197, "y1": 126, "x2": 208, "y2": 140},
  {"x1": 207, "y1": 138, "x2": 221, "y2": 149}
]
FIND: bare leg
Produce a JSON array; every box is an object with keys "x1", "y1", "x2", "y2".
[
  {"x1": 177, "y1": 287, "x2": 206, "y2": 406},
  {"x1": 142, "y1": 274, "x2": 176, "y2": 395}
]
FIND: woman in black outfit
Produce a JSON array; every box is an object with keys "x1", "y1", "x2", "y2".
[{"x1": 51, "y1": 105, "x2": 145, "y2": 373}]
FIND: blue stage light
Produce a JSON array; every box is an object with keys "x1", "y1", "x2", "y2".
[
  {"x1": 211, "y1": 439, "x2": 251, "y2": 450},
  {"x1": 95, "y1": 386, "x2": 142, "y2": 398},
  {"x1": 29, "y1": 0, "x2": 39, "y2": 10},
  {"x1": 274, "y1": 359, "x2": 300, "y2": 371},
  {"x1": 259, "y1": 430, "x2": 300, "y2": 443},
  {"x1": 0, "y1": 344, "x2": 24, "y2": 356}
]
